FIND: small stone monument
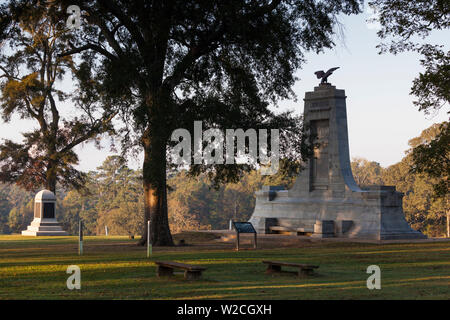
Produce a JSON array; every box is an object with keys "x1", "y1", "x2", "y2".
[
  {"x1": 249, "y1": 76, "x2": 426, "y2": 240},
  {"x1": 22, "y1": 190, "x2": 68, "y2": 236}
]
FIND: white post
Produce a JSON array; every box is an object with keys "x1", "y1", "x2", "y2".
[
  {"x1": 147, "y1": 220, "x2": 152, "y2": 258},
  {"x1": 105, "y1": 225, "x2": 108, "y2": 236},
  {"x1": 79, "y1": 220, "x2": 83, "y2": 256}
]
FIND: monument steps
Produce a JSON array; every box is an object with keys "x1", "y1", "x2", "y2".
[
  {"x1": 26, "y1": 225, "x2": 65, "y2": 232},
  {"x1": 21, "y1": 230, "x2": 69, "y2": 236}
]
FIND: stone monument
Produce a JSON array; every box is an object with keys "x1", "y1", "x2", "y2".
[
  {"x1": 249, "y1": 74, "x2": 426, "y2": 240},
  {"x1": 22, "y1": 190, "x2": 69, "y2": 236}
]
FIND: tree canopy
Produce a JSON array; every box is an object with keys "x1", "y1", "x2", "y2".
[
  {"x1": 370, "y1": 0, "x2": 449, "y2": 113},
  {"x1": 409, "y1": 121, "x2": 449, "y2": 198}
]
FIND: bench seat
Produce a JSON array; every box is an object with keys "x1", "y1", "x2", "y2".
[
  {"x1": 268, "y1": 226, "x2": 314, "y2": 234},
  {"x1": 262, "y1": 260, "x2": 319, "y2": 276},
  {"x1": 155, "y1": 261, "x2": 206, "y2": 280}
]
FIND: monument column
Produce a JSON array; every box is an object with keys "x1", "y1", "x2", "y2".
[{"x1": 289, "y1": 83, "x2": 360, "y2": 198}]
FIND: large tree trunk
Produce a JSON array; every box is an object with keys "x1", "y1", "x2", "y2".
[
  {"x1": 142, "y1": 175, "x2": 173, "y2": 246},
  {"x1": 138, "y1": 123, "x2": 174, "y2": 246}
]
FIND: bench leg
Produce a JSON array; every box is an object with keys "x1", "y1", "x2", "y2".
[
  {"x1": 157, "y1": 266, "x2": 174, "y2": 277},
  {"x1": 298, "y1": 268, "x2": 314, "y2": 277},
  {"x1": 185, "y1": 270, "x2": 203, "y2": 280},
  {"x1": 266, "y1": 264, "x2": 282, "y2": 274}
]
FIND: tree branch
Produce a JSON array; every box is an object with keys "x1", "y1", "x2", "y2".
[
  {"x1": 96, "y1": 0, "x2": 147, "y2": 54},
  {"x1": 84, "y1": 9, "x2": 124, "y2": 57},
  {"x1": 59, "y1": 43, "x2": 117, "y2": 61},
  {"x1": 58, "y1": 111, "x2": 117, "y2": 154},
  {"x1": 163, "y1": 0, "x2": 283, "y2": 90}
]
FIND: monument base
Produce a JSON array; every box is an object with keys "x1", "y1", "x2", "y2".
[
  {"x1": 22, "y1": 218, "x2": 69, "y2": 236},
  {"x1": 249, "y1": 186, "x2": 426, "y2": 240}
]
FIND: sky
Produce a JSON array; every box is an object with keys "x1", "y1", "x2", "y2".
[{"x1": 0, "y1": 3, "x2": 448, "y2": 172}]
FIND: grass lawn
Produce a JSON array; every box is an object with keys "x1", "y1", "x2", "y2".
[{"x1": 0, "y1": 234, "x2": 449, "y2": 300}]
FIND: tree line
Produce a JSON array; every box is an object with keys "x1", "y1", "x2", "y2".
[
  {"x1": 0, "y1": 155, "x2": 296, "y2": 236},
  {"x1": 351, "y1": 122, "x2": 448, "y2": 237},
  {"x1": 0, "y1": 121, "x2": 447, "y2": 238}
]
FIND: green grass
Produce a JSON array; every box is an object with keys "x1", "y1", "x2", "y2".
[{"x1": 0, "y1": 234, "x2": 449, "y2": 299}]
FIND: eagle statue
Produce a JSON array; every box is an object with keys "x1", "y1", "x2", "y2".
[{"x1": 314, "y1": 67, "x2": 340, "y2": 84}]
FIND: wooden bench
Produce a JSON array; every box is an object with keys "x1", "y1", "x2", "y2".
[
  {"x1": 155, "y1": 261, "x2": 206, "y2": 280},
  {"x1": 262, "y1": 260, "x2": 319, "y2": 277},
  {"x1": 268, "y1": 226, "x2": 314, "y2": 235}
]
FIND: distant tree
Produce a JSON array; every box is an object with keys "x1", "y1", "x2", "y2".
[
  {"x1": 60, "y1": 182, "x2": 98, "y2": 235},
  {"x1": 383, "y1": 123, "x2": 448, "y2": 237},
  {"x1": 168, "y1": 197, "x2": 210, "y2": 234},
  {"x1": 8, "y1": 199, "x2": 33, "y2": 233},
  {"x1": 0, "y1": 184, "x2": 12, "y2": 233},
  {"x1": 409, "y1": 122, "x2": 449, "y2": 237},
  {"x1": 94, "y1": 156, "x2": 144, "y2": 236},
  {"x1": 223, "y1": 182, "x2": 253, "y2": 223},
  {"x1": 7, "y1": 207, "x2": 22, "y2": 233},
  {"x1": 0, "y1": 183, "x2": 33, "y2": 234},
  {"x1": 36, "y1": 0, "x2": 364, "y2": 246},
  {"x1": 0, "y1": 4, "x2": 115, "y2": 193},
  {"x1": 351, "y1": 157, "x2": 384, "y2": 186},
  {"x1": 167, "y1": 171, "x2": 217, "y2": 229},
  {"x1": 409, "y1": 122, "x2": 449, "y2": 197}
]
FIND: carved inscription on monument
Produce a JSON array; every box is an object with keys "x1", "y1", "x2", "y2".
[
  {"x1": 43, "y1": 202, "x2": 55, "y2": 219},
  {"x1": 311, "y1": 119, "x2": 329, "y2": 190},
  {"x1": 311, "y1": 101, "x2": 330, "y2": 109}
]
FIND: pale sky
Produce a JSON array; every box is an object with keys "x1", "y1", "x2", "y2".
[{"x1": 0, "y1": 3, "x2": 448, "y2": 172}]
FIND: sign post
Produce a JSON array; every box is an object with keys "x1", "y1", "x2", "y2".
[
  {"x1": 147, "y1": 220, "x2": 152, "y2": 258},
  {"x1": 79, "y1": 219, "x2": 83, "y2": 256}
]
